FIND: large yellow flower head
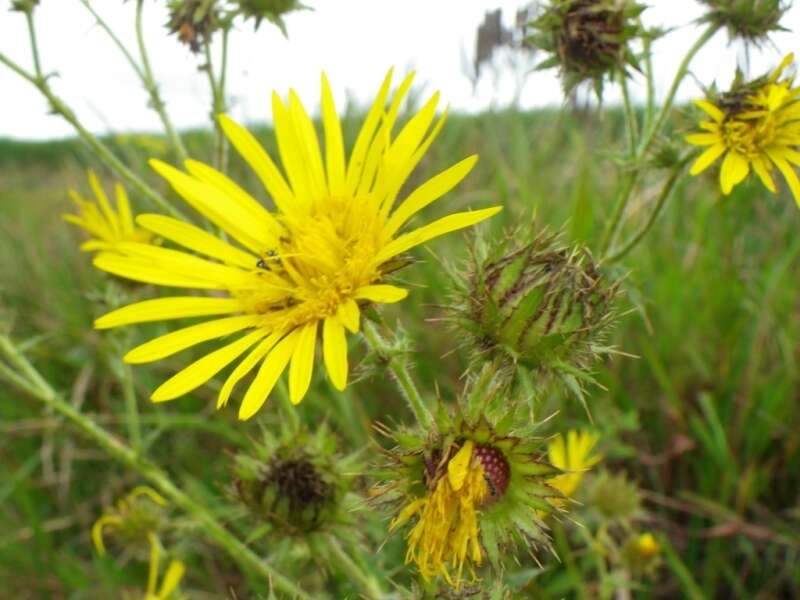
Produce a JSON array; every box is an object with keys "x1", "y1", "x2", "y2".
[
  {"x1": 686, "y1": 53, "x2": 800, "y2": 207},
  {"x1": 93, "y1": 70, "x2": 500, "y2": 419},
  {"x1": 64, "y1": 171, "x2": 152, "y2": 252}
]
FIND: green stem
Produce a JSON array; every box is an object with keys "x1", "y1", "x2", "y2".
[
  {"x1": 324, "y1": 535, "x2": 385, "y2": 599},
  {"x1": 203, "y1": 38, "x2": 227, "y2": 171},
  {"x1": 0, "y1": 335, "x2": 311, "y2": 600},
  {"x1": 599, "y1": 24, "x2": 718, "y2": 255},
  {"x1": 216, "y1": 27, "x2": 231, "y2": 173},
  {"x1": 135, "y1": 0, "x2": 189, "y2": 162},
  {"x1": 0, "y1": 51, "x2": 183, "y2": 220},
  {"x1": 119, "y1": 361, "x2": 142, "y2": 454},
  {"x1": 605, "y1": 161, "x2": 687, "y2": 263},
  {"x1": 619, "y1": 71, "x2": 638, "y2": 155},
  {"x1": 362, "y1": 320, "x2": 434, "y2": 429},
  {"x1": 642, "y1": 27, "x2": 656, "y2": 134},
  {"x1": 24, "y1": 10, "x2": 42, "y2": 78}
]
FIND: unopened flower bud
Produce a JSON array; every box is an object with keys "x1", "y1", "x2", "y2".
[{"x1": 699, "y1": 0, "x2": 789, "y2": 46}]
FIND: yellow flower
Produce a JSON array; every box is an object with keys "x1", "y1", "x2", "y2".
[
  {"x1": 64, "y1": 171, "x2": 153, "y2": 251},
  {"x1": 93, "y1": 70, "x2": 500, "y2": 419},
  {"x1": 634, "y1": 532, "x2": 660, "y2": 559},
  {"x1": 389, "y1": 440, "x2": 490, "y2": 588},
  {"x1": 547, "y1": 430, "x2": 601, "y2": 501},
  {"x1": 686, "y1": 53, "x2": 800, "y2": 206}
]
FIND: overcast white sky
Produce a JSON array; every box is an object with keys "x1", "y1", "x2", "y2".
[{"x1": 0, "y1": 0, "x2": 798, "y2": 140}]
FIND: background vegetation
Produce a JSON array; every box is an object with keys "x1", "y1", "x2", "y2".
[{"x1": 1, "y1": 104, "x2": 799, "y2": 597}]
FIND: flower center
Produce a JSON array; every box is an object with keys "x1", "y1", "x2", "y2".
[{"x1": 721, "y1": 113, "x2": 778, "y2": 159}]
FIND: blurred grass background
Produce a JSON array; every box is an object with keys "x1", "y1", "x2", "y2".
[{"x1": 1, "y1": 106, "x2": 799, "y2": 598}]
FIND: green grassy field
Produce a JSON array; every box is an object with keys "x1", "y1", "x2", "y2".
[{"x1": 1, "y1": 107, "x2": 799, "y2": 598}]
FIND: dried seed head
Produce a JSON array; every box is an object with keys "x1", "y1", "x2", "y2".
[
  {"x1": 528, "y1": 0, "x2": 647, "y2": 95},
  {"x1": 166, "y1": 0, "x2": 222, "y2": 53},
  {"x1": 699, "y1": 0, "x2": 789, "y2": 46}
]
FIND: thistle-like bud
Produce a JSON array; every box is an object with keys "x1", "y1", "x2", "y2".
[
  {"x1": 230, "y1": 0, "x2": 306, "y2": 34},
  {"x1": 452, "y1": 230, "x2": 617, "y2": 389},
  {"x1": 527, "y1": 0, "x2": 647, "y2": 95},
  {"x1": 166, "y1": 0, "x2": 222, "y2": 53},
  {"x1": 584, "y1": 469, "x2": 642, "y2": 524},
  {"x1": 698, "y1": 0, "x2": 789, "y2": 46},
  {"x1": 232, "y1": 424, "x2": 356, "y2": 536}
]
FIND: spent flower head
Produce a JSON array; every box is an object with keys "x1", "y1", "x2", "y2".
[
  {"x1": 686, "y1": 54, "x2": 800, "y2": 207},
  {"x1": 64, "y1": 171, "x2": 153, "y2": 252},
  {"x1": 232, "y1": 422, "x2": 359, "y2": 536},
  {"x1": 91, "y1": 69, "x2": 500, "y2": 419},
  {"x1": 374, "y1": 368, "x2": 561, "y2": 589},
  {"x1": 698, "y1": 0, "x2": 790, "y2": 46},
  {"x1": 450, "y1": 229, "x2": 618, "y2": 393},
  {"x1": 92, "y1": 486, "x2": 169, "y2": 556},
  {"x1": 528, "y1": 0, "x2": 647, "y2": 95},
  {"x1": 166, "y1": 0, "x2": 222, "y2": 53}
]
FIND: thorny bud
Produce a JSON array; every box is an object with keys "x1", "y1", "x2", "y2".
[
  {"x1": 698, "y1": 0, "x2": 789, "y2": 46},
  {"x1": 166, "y1": 0, "x2": 222, "y2": 53},
  {"x1": 453, "y1": 230, "x2": 618, "y2": 388},
  {"x1": 230, "y1": 0, "x2": 306, "y2": 35},
  {"x1": 528, "y1": 0, "x2": 647, "y2": 96}
]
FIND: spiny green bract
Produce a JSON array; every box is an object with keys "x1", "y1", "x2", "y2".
[
  {"x1": 527, "y1": 0, "x2": 648, "y2": 96},
  {"x1": 231, "y1": 0, "x2": 306, "y2": 34},
  {"x1": 698, "y1": 0, "x2": 790, "y2": 46},
  {"x1": 450, "y1": 229, "x2": 618, "y2": 394},
  {"x1": 166, "y1": 0, "x2": 223, "y2": 53},
  {"x1": 373, "y1": 366, "x2": 561, "y2": 570}
]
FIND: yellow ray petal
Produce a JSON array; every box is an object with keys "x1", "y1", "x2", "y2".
[
  {"x1": 151, "y1": 329, "x2": 267, "y2": 402},
  {"x1": 288, "y1": 89, "x2": 327, "y2": 201},
  {"x1": 124, "y1": 315, "x2": 261, "y2": 364},
  {"x1": 383, "y1": 155, "x2": 478, "y2": 237},
  {"x1": 239, "y1": 330, "x2": 299, "y2": 420},
  {"x1": 448, "y1": 440, "x2": 474, "y2": 491},
  {"x1": 374, "y1": 206, "x2": 502, "y2": 265},
  {"x1": 87, "y1": 170, "x2": 121, "y2": 238},
  {"x1": 95, "y1": 296, "x2": 241, "y2": 329},
  {"x1": 719, "y1": 151, "x2": 749, "y2": 194},
  {"x1": 137, "y1": 214, "x2": 257, "y2": 269},
  {"x1": 114, "y1": 183, "x2": 135, "y2": 235},
  {"x1": 337, "y1": 298, "x2": 360, "y2": 333},
  {"x1": 766, "y1": 149, "x2": 800, "y2": 207},
  {"x1": 158, "y1": 560, "x2": 186, "y2": 598},
  {"x1": 354, "y1": 284, "x2": 408, "y2": 303},
  {"x1": 689, "y1": 143, "x2": 726, "y2": 176},
  {"x1": 183, "y1": 159, "x2": 283, "y2": 238},
  {"x1": 321, "y1": 73, "x2": 346, "y2": 197},
  {"x1": 752, "y1": 157, "x2": 777, "y2": 193},
  {"x1": 93, "y1": 252, "x2": 222, "y2": 289},
  {"x1": 216, "y1": 115, "x2": 295, "y2": 213},
  {"x1": 693, "y1": 99, "x2": 725, "y2": 123},
  {"x1": 289, "y1": 321, "x2": 318, "y2": 404},
  {"x1": 272, "y1": 92, "x2": 313, "y2": 210},
  {"x1": 149, "y1": 159, "x2": 268, "y2": 253},
  {"x1": 323, "y1": 316, "x2": 348, "y2": 390},
  {"x1": 218, "y1": 331, "x2": 283, "y2": 408},
  {"x1": 346, "y1": 69, "x2": 394, "y2": 191},
  {"x1": 684, "y1": 132, "x2": 720, "y2": 146}
]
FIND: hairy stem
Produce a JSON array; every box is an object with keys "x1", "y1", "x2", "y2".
[
  {"x1": 0, "y1": 335, "x2": 311, "y2": 600},
  {"x1": 324, "y1": 534, "x2": 386, "y2": 599},
  {"x1": 362, "y1": 320, "x2": 434, "y2": 429}
]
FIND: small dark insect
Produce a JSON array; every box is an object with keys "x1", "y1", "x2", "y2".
[
  {"x1": 484, "y1": 473, "x2": 499, "y2": 498},
  {"x1": 257, "y1": 249, "x2": 280, "y2": 270}
]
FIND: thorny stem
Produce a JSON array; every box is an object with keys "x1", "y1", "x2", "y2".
[
  {"x1": 324, "y1": 534, "x2": 386, "y2": 599},
  {"x1": 78, "y1": 0, "x2": 188, "y2": 162},
  {"x1": 0, "y1": 49, "x2": 183, "y2": 220},
  {"x1": 600, "y1": 24, "x2": 719, "y2": 256},
  {"x1": 204, "y1": 33, "x2": 229, "y2": 172},
  {"x1": 0, "y1": 335, "x2": 312, "y2": 600},
  {"x1": 135, "y1": 0, "x2": 189, "y2": 162},
  {"x1": 605, "y1": 160, "x2": 688, "y2": 263},
  {"x1": 362, "y1": 320, "x2": 434, "y2": 430}
]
